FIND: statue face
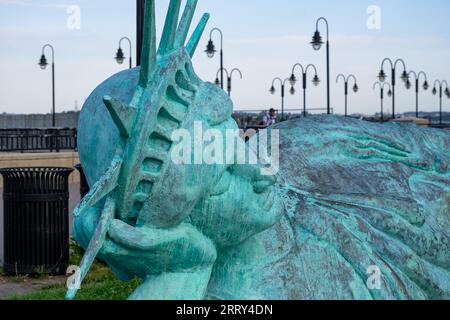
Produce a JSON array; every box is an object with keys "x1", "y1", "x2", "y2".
[
  {"x1": 141, "y1": 69, "x2": 282, "y2": 245},
  {"x1": 190, "y1": 159, "x2": 283, "y2": 248}
]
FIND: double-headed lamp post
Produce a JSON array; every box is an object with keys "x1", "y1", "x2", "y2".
[
  {"x1": 405, "y1": 71, "x2": 428, "y2": 118},
  {"x1": 289, "y1": 63, "x2": 320, "y2": 117},
  {"x1": 205, "y1": 28, "x2": 224, "y2": 90},
  {"x1": 378, "y1": 58, "x2": 409, "y2": 119},
  {"x1": 38, "y1": 44, "x2": 56, "y2": 127},
  {"x1": 311, "y1": 17, "x2": 331, "y2": 115},
  {"x1": 115, "y1": 37, "x2": 133, "y2": 69},
  {"x1": 432, "y1": 80, "x2": 449, "y2": 125},
  {"x1": 270, "y1": 77, "x2": 295, "y2": 121},
  {"x1": 336, "y1": 74, "x2": 359, "y2": 117},
  {"x1": 373, "y1": 82, "x2": 392, "y2": 123},
  {"x1": 215, "y1": 68, "x2": 243, "y2": 97}
]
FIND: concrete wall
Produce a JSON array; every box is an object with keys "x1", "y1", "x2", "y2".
[
  {"x1": 0, "y1": 112, "x2": 79, "y2": 129},
  {"x1": 0, "y1": 152, "x2": 81, "y2": 266}
]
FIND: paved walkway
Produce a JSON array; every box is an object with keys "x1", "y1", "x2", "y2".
[{"x1": 0, "y1": 275, "x2": 66, "y2": 299}]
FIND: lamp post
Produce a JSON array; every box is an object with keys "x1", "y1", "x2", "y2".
[
  {"x1": 336, "y1": 74, "x2": 359, "y2": 117},
  {"x1": 38, "y1": 44, "x2": 56, "y2": 127},
  {"x1": 432, "y1": 80, "x2": 449, "y2": 125},
  {"x1": 228, "y1": 68, "x2": 243, "y2": 98},
  {"x1": 270, "y1": 77, "x2": 295, "y2": 121},
  {"x1": 373, "y1": 82, "x2": 392, "y2": 123},
  {"x1": 378, "y1": 58, "x2": 409, "y2": 119},
  {"x1": 311, "y1": 17, "x2": 331, "y2": 114},
  {"x1": 290, "y1": 63, "x2": 320, "y2": 117},
  {"x1": 214, "y1": 68, "x2": 227, "y2": 87},
  {"x1": 205, "y1": 28, "x2": 224, "y2": 90},
  {"x1": 405, "y1": 71, "x2": 428, "y2": 118},
  {"x1": 215, "y1": 68, "x2": 242, "y2": 97},
  {"x1": 115, "y1": 37, "x2": 133, "y2": 69},
  {"x1": 136, "y1": 0, "x2": 145, "y2": 66}
]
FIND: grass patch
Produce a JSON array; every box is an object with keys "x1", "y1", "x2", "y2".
[{"x1": 9, "y1": 241, "x2": 141, "y2": 300}]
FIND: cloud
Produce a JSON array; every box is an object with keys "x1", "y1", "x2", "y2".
[{"x1": 0, "y1": 0, "x2": 69, "y2": 9}]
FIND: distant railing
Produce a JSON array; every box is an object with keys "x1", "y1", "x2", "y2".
[
  {"x1": 429, "y1": 123, "x2": 450, "y2": 129},
  {"x1": 233, "y1": 108, "x2": 333, "y2": 129},
  {"x1": 0, "y1": 128, "x2": 77, "y2": 153}
]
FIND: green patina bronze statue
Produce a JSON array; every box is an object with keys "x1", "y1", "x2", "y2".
[{"x1": 68, "y1": 0, "x2": 450, "y2": 300}]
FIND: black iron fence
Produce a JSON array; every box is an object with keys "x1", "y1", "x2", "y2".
[{"x1": 0, "y1": 128, "x2": 77, "y2": 153}]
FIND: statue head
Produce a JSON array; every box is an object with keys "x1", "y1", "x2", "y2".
[{"x1": 77, "y1": 0, "x2": 282, "y2": 254}]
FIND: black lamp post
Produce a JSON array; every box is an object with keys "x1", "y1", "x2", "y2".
[
  {"x1": 432, "y1": 80, "x2": 449, "y2": 125},
  {"x1": 228, "y1": 68, "x2": 243, "y2": 97},
  {"x1": 206, "y1": 28, "x2": 224, "y2": 90},
  {"x1": 38, "y1": 44, "x2": 56, "y2": 127},
  {"x1": 115, "y1": 37, "x2": 133, "y2": 69},
  {"x1": 290, "y1": 63, "x2": 320, "y2": 117},
  {"x1": 378, "y1": 58, "x2": 409, "y2": 119},
  {"x1": 336, "y1": 74, "x2": 359, "y2": 117},
  {"x1": 136, "y1": 0, "x2": 145, "y2": 66},
  {"x1": 405, "y1": 71, "x2": 428, "y2": 118},
  {"x1": 311, "y1": 17, "x2": 331, "y2": 115},
  {"x1": 215, "y1": 68, "x2": 243, "y2": 97},
  {"x1": 373, "y1": 81, "x2": 392, "y2": 123},
  {"x1": 270, "y1": 77, "x2": 295, "y2": 121}
]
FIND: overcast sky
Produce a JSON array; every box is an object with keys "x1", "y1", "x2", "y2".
[{"x1": 1, "y1": 0, "x2": 449, "y2": 116}]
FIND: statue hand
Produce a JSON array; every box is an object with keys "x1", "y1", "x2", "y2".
[{"x1": 106, "y1": 219, "x2": 217, "y2": 278}]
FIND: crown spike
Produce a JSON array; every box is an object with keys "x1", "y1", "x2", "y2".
[
  {"x1": 138, "y1": 0, "x2": 156, "y2": 88},
  {"x1": 103, "y1": 96, "x2": 137, "y2": 138},
  {"x1": 186, "y1": 13, "x2": 210, "y2": 57},
  {"x1": 174, "y1": 0, "x2": 198, "y2": 49},
  {"x1": 158, "y1": 0, "x2": 182, "y2": 55}
]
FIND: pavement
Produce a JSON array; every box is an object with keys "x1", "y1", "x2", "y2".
[{"x1": 0, "y1": 275, "x2": 66, "y2": 299}]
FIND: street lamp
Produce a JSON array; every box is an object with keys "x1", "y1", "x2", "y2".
[
  {"x1": 270, "y1": 77, "x2": 295, "y2": 121},
  {"x1": 215, "y1": 67, "x2": 228, "y2": 88},
  {"x1": 115, "y1": 37, "x2": 133, "y2": 69},
  {"x1": 290, "y1": 63, "x2": 319, "y2": 117},
  {"x1": 136, "y1": 0, "x2": 145, "y2": 66},
  {"x1": 206, "y1": 28, "x2": 224, "y2": 90},
  {"x1": 228, "y1": 68, "x2": 243, "y2": 98},
  {"x1": 215, "y1": 67, "x2": 243, "y2": 97},
  {"x1": 373, "y1": 82, "x2": 392, "y2": 123},
  {"x1": 432, "y1": 80, "x2": 449, "y2": 125},
  {"x1": 336, "y1": 74, "x2": 358, "y2": 117},
  {"x1": 38, "y1": 44, "x2": 56, "y2": 127},
  {"x1": 311, "y1": 17, "x2": 331, "y2": 114},
  {"x1": 405, "y1": 71, "x2": 428, "y2": 118},
  {"x1": 378, "y1": 58, "x2": 408, "y2": 119}
]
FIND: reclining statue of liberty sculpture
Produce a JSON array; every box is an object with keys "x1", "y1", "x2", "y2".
[{"x1": 67, "y1": 0, "x2": 449, "y2": 300}]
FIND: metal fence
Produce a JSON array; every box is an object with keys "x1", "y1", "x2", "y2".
[{"x1": 0, "y1": 128, "x2": 77, "y2": 153}]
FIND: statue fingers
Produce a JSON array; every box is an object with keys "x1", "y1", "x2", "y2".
[
  {"x1": 108, "y1": 219, "x2": 182, "y2": 251},
  {"x1": 108, "y1": 219, "x2": 217, "y2": 271}
]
